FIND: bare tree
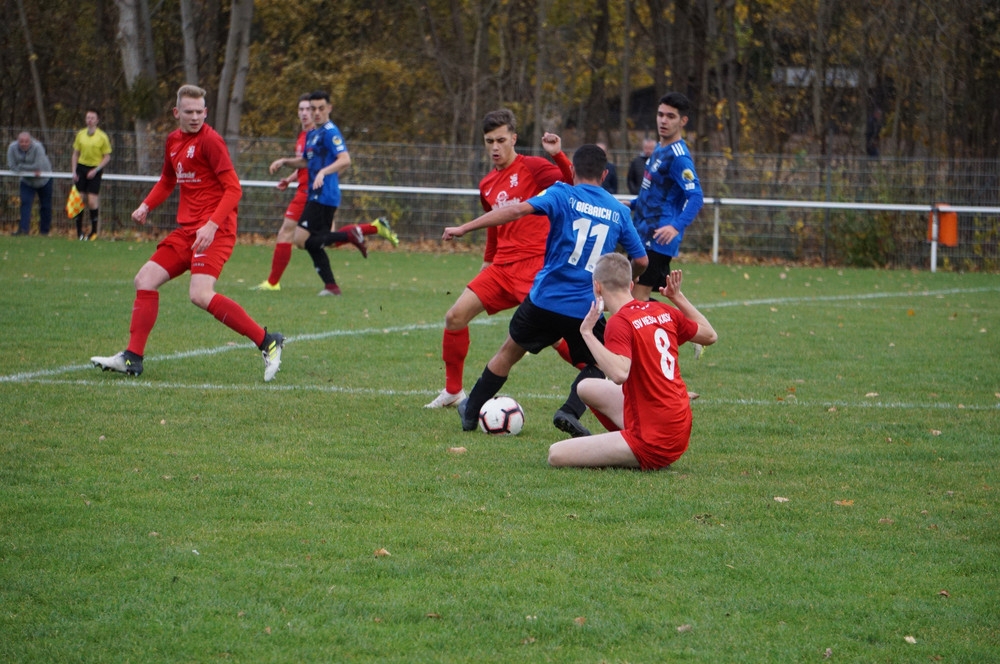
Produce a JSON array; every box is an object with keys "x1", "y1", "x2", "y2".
[
  {"x1": 14, "y1": 0, "x2": 48, "y2": 138},
  {"x1": 115, "y1": 0, "x2": 157, "y2": 172},
  {"x1": 179, "y1": 0, "x2": 199, "y2": 84},
  {"x1": 214, "y1": 0, "x2": 254, "y2": 161}
]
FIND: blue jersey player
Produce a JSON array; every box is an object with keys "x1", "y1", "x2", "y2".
[
  {"x1": 443, "y1": 144, "x2": 648, "y2": 437},
  {"x1": 630, "y1": 92, "x2": 704, "y2": 303},
  {"x1": 286, "y1": 90, "x2": 367, "y2": 295}
]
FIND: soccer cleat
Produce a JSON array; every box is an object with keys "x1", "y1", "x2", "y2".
[
  {"x1": 348, "y1": 225, "x2": 368, "y2": 258},
  {"x1": 318, "y1": 284, "x2": 342, "y2": 296},
  {"x1": 251, "y1": 280, "x2": 281, "y2": 291},
  {"x1": 79, "y1": 234, "x2": 87, "y2": 241},
  {"x1": 91, "y1": 350, "x2": 144, "y2": 376},
  {"x1": 88, "y1": 232, "x2": 98, "y2": 241},
  {"x1": 553, "y1": 409, "x2": 591, "y2": 438},
  {"x1": 693, "y1": 343, "x2": 704, "y2": 360},
  {"x1": 424, "y1": 388, "x2": 467, "y2": 409},
  {"x1": 457, "y1": 398, "x2": 478, "y2": 432},
  {"x1": 372, "y1": 217, "x2": 399, "y2": 247},
  {"x1": 260, "y1": 330, "x2": 285, "y2": 382}
]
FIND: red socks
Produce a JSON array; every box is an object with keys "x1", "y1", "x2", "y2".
[
  {"x1": 267, "y1": 242, "x2": 292, "y2": 286},
  {"x1": 442, "y1": 327, "x2": 470, "y2": 394},
  {"x1": 207, "y1": 294, "x2": 266, "y2": 347},
  {"x1": 127, "y1": 290, "x2": 159, "y2": 357}
]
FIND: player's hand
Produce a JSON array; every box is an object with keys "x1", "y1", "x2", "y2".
[
  {"x1": 268, "y1": 158, "x2": 285, "y2": 174},
  {"x1": 660, "y1": 270, "x2": 683, "y2": 299},
  {"x1": 541, "y1": 132, "x2": 562, "y2": 155},
  {"x1": 276, "y1": 179, "x2": 289, "y2": 191},
  {"x1": 87, "y1": 168, "x2": 97, "y2": 180},
  {"x1": 580, "y1": 297, "x2": 604, "y2": 336},
  {"x1": 131, "y1": 203, "x2": 149, "y2": 225},
  {"x1": 192, "y1": 221, "x2": 218, "y2": 254},
  {"x1": 313, "y1": 172, "x2": 325, "y2": 190},
  {"x1": 72, "y1": 172, "x2": 79, "y2": 183},
  {"x1": 652, "y1": 224, "x2": 679, "y2": 245},
  {"x1": 442, "y1": 226, "x2": 465, "y2": 241}
]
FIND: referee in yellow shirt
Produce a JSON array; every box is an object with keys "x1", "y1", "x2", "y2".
[{"x1": 71, "y1": 109, "x2": 112, "y2": 240}]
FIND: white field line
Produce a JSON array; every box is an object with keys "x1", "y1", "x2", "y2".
[{"x1": 3, "y1": 286, "x2": 998, "y2": 412}]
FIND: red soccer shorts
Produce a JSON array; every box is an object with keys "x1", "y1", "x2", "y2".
[
  {"x1": 468, "y1": 255, "x2": 544, "y2": 315},
  {"x1": 150, "y1": 225, "x2": 236, "y2": 280},
  {"x1": 621, "y1": 409, "x2": 692, "y2": 470},
  {"x1": 284, "y1": 187, "x2": 307, "y2": 223}
]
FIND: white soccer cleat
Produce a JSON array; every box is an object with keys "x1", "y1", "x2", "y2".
[
  {"x1": 693, "y1": 343, "x2": 704, "y2": 360},
  {"x1": 424, "y1": 388, "x2": 467, "y2": 409},
  {"x1": 260, "y1": 331, "x2": 284, "y2": 382},
  {"x1": 91, "y1": 350, "x2": 143, "y2": 376}
]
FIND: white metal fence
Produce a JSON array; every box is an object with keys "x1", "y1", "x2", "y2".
[{"x1": 4, "y1": 128, "x2": 999, "y2": 271}]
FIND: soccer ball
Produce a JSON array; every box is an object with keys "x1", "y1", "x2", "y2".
[{"x1": 478, "y1": 396, "x2": 525, "y2": 435}]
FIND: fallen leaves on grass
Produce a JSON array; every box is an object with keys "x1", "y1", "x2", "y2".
[
  {"x1": 904, "y1": 635, "x2": 917, "y2": 644},
  {"x1": 426, "y1": 613, "x2": 441, "y2": 619},
  {"x1": 878, "y1": 518, "x2": 895, "y2": 525},
  {"x1": 823, "y1": 648, "x2": 832, "y2": 658},
  {"x1": 938, "y1": 589, "x2": 950, "y2": 598},
  {"x1": 865, "y1": 392, "x2": 879, "y2": 398},
  {"x1": 834, "y1": 499, "x2": 854, "y2": 506},
  {"x1": 774, "y1": 496, "x2": 790, "y2": 503},
  {"x1": 374, "y1": 548, "x2": 391, "y2": 558},
  {"x1": 677, "y1": 624, "x2": 692, "y2": 633},
  {"x1": 574, "y1": 616, "x2": 586, "y2": 626},
  {"x1": 930, "y1": 429, "x2": 942, "y2": 436},
  {"x1": 447, "y1": 446, "x2": 467, "y2": 454}
]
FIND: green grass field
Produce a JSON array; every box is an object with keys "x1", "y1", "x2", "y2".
[{"x1": 2, "y1": 235, "x2": 998, "y2": 662}]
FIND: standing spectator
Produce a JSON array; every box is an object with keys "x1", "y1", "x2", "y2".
[
  {"x1": 6, "y1": 132, "x2": 53, "y2": 236},
  {"x1": 630, "y1": 92, "x2": 704, "y2": 303},
  {"x1": 627, "y1": 138, "x2": 656, "y2": 195},
  {"x1": 424, "y1": 109, "x2": 574, "y2": 409},
  {"x1": 443, "y1": 144, "x2": 648, "y2": 437},
  {"x1": 90, "y1": 85, "x2": 285, "y2": 381},
  {"x1": 596, "y1": 142, "x2": 618, "y2": 194},
  {"x1": 71, "y1": 109, "x2": 112, "y2": 241},
  {"x1": 548, "y1": 256, "x2": 717, "y2": 469}
]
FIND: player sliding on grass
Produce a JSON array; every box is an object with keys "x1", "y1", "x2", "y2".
[
  {"x1": 548, "y1": 254, "x2": 717, "y2": 469},
  {"x1": 443, "y1": 144, "x2": 648, "y2": 437},
  {"x1": 426, "y1": 109, "x2": 577, "y2": 409},
  {"x1": 254, "y1": 93, "x2": 397, "y2": 292},
  {"x1": 90, "y1": 84, "x2": 285, "y2": 381}
]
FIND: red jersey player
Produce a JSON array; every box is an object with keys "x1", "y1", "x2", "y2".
[
  {"x1": 257, "y1": 95, "x2": 398, "y2": 292},
  {"x1": 425, "y1": 108, "x2": 574, "y2": 408},
  {"x1": 548, "y1": 253, "x2": 717, "y2": 469},
  {"x1": 91, "y1": 84, "x2": 285, "y2": 381}
]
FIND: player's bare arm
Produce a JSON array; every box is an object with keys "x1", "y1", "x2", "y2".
[
  {"x1": 132, "y1": 203, "x2": 149, "y2": 225},
  {"x1": 442, "y1": 201, "x2": 535, "y2": 240},
  {"x1": 580, "y1": 297, "x2": 632, "y2": 384},
  {"x1": 660, "y1": 270, "x2": 718, "y2": 346}
]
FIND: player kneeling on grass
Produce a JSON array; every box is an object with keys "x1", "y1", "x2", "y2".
[{"x1": 548, "y1": 253, "x2": 717, "y2": 469}]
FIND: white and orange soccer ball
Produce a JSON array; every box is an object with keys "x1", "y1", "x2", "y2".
[{"x1": 478, "y1": 396, "x2": 525, "y2": 435}]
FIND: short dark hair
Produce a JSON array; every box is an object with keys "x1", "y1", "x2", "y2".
[
  {"x1": 309, "y1": 90, "x2": 330, "y2": 103},
  {"x1": 659, "y1": 92, "x2": 691, "y2": 115},
  {"x1": 298, "y1": 93, "x2": 311, "y2": 103},
  {"x1": 572, "y1": 144, "x2": 608, "y2": 181},
  {"x1": 86, "y1": 108, "x2": 100, "y2": 117},
  {"x1": 482, "y1": 109, "x2": 516, "y2": 134}
]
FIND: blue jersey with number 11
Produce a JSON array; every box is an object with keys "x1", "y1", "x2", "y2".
[{"x1": 526, "y1": 181, "x2": 646, "y2": 319}]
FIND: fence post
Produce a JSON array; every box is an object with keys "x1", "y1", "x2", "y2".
[
  {"x1": 929, "y1": 206, "x2": 939, "y2": 273},
  {"x1": 712, "y1": 198, "x2": 720, "y2": 264}
]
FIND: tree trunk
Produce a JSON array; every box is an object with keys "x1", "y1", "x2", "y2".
[
  {"x1": 215, "y1": 0, "x2": 254, "y2": 161},
  {"x1": 115, "y1": 0, "x2": 157, "y2": 173},
  {"x1": 179, "y1": 0, "x2": 199, "y2": 83},
  {"x1": 15, "y1": 0, "x2": 48, "y2": 138}
]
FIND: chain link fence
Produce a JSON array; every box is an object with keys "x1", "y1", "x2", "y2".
[{"x1": 4, "y1": 128, "x2": 998, "y2": 270}]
